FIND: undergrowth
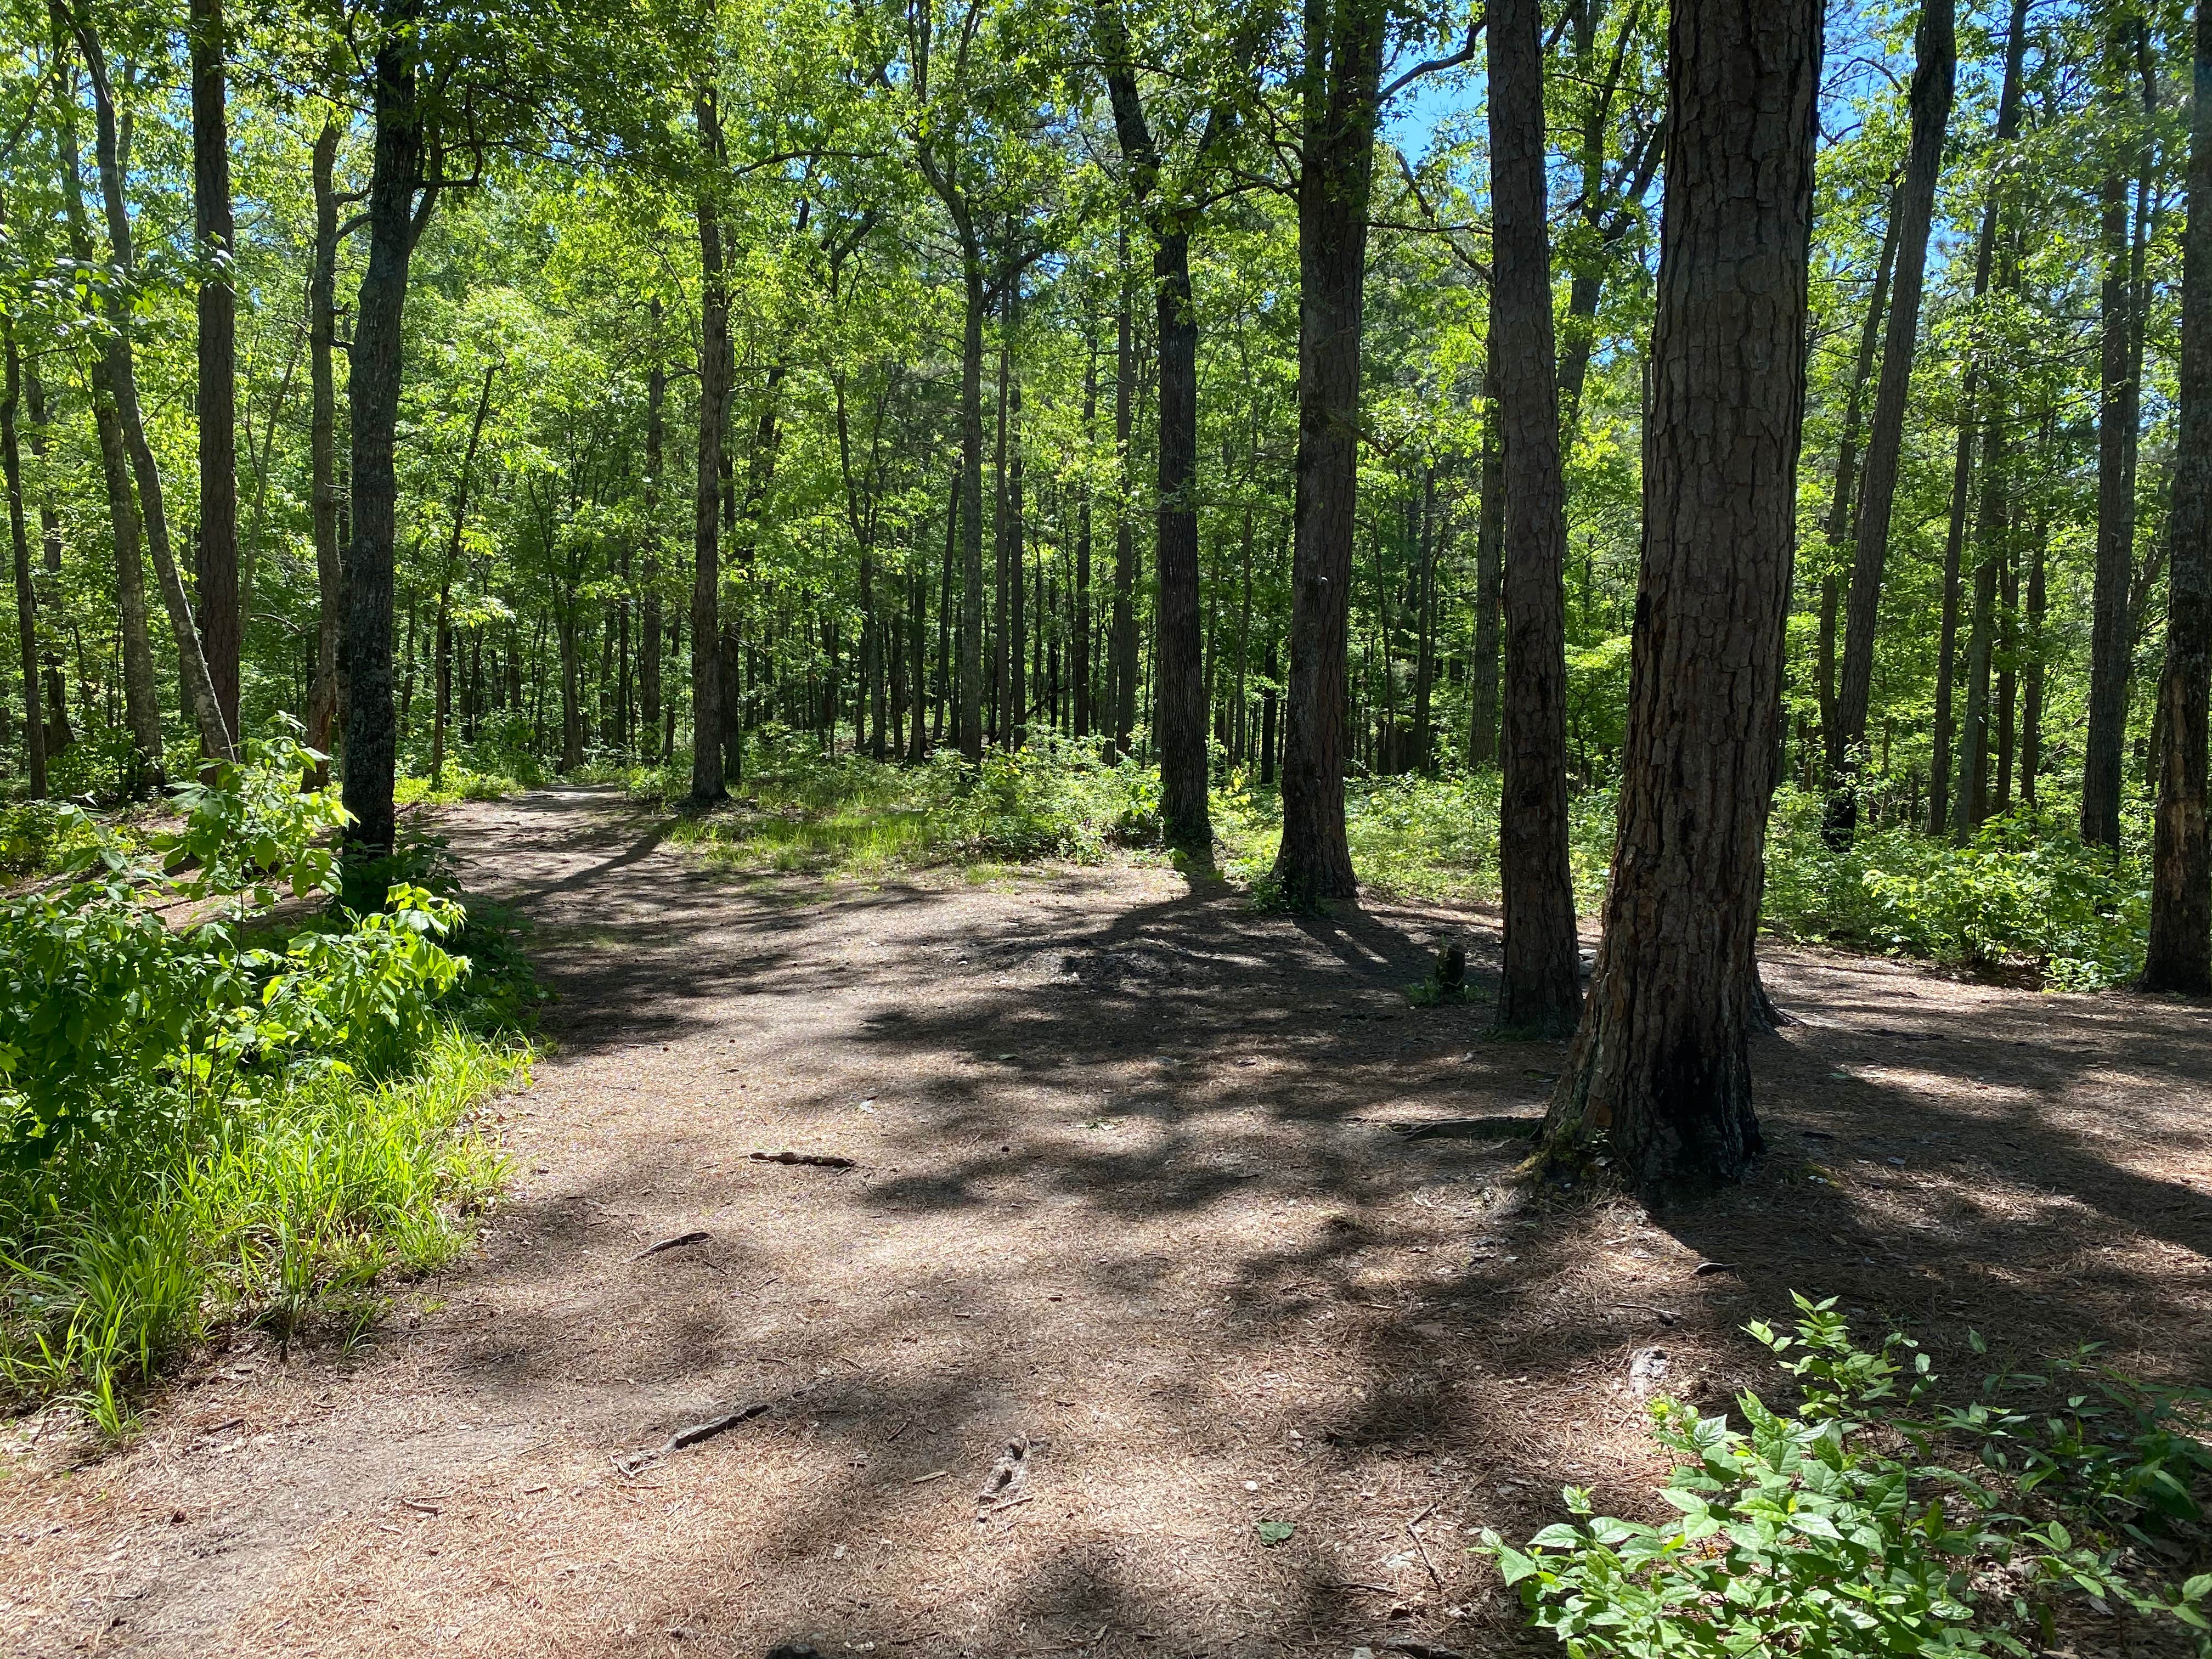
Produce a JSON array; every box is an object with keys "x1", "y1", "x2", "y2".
[
  {"x1": 643, "y1": 726, "x2": 1159, "y2": 874},
  {"x1": 1480, "y1": 1295, "x2": 2212, "y2": 1657},
  {"x1": 0, "y1": 723, "x2": 535, "y2": 1434}
]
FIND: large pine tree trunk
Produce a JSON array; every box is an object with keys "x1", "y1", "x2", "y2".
[
  {"x1": 1827, "y1": 0, "x2": 1952, "y2": 847},
  {"x1": 1272, "y1": 0, "x2": 1386, "y2": 909},
  {"x1": 1539, "y1": 0, "x2": 1820, "y2": 1194},
  {"x1": 2146, "y1": 0, "x2": 2212, "y2": 994},
  {"x1": 190, "y1": 0, "x2": 239, "y2": 738},
  {"x1": 342, "y1": 0, "x2": 432, "y2": 853},
  {"x1": 1489, "y1": 0, "x2": 1582, "y2": 1034},
  {"x1": 687, "y1": 90, "x2": 729, "y2": 807}
]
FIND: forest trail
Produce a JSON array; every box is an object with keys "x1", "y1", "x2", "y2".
[{"x1": 5, "y1": 785, "x2": 2211, "y2": 1658}]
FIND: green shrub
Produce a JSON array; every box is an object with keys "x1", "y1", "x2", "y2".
[
  {"x1": 1763, "y1": 789, "x2": 2148, "y2": 988},
  {"x1": 669, "y1": 727, "x2": 1154, "y2": 875},
  {"x1": 1479, "y1": 1296, "x2": 2211, "y2": 1658},
  {"x1": 0, "y1": 723, "x2": 531, "y2": 1429}
]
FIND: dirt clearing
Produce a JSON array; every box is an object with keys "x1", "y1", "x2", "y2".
[{"x1": 4, "y1": 784, "x2": 2208, "y2": 1657}]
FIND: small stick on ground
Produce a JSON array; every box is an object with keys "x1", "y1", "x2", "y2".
[
  {"x1": 616, "y1": 1400, "x2": 772, "y2": 1477},
  {"x1": 977, "y1": 1493, "x2": 1034, "y2": 1517},
  {"x1": 631, "y1": 1230, "x2": 711, "y2": 1261},
  {"x1": 750, "y1": 1150, "x2": 855, "y2": 1170},
  {"x1": 1407, "y1": 1502, "x2": 1444, "y2": 1593}
]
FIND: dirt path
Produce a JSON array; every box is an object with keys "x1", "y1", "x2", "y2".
[{"x1": 5, "y1": 784, "x2": 2210, "y2": 1658}]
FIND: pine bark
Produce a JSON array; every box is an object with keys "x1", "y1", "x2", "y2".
[
  {"x1": 2146, "y1": 0, "x2": 2212, "y2": 993},
  {"x1": 1272, "y1": 0, "x2": 1387, "y2": 908},
  {"x1": 1827, "y1": 0, "x2": 1953, "y2": 845},
  {"x1": 1489, "y1": 0, "x2": 1582, "y2": 1034},
  {"x1": 342, "y1": 0, "x2": 435, "y2": 852},
  {"x1": 1468, "y1": 386, "x2": 1502, "y2": 768},
  {"x1": 1540, "y1": 0, "x2": 1820, "y2": 1193}
]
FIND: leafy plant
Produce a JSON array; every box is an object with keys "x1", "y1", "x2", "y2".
[{"x1": 1478, "y1": 1295, "x2": 2211, "y2": 1657}]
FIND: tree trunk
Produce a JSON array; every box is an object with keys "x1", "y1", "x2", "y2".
[
  {"x1": 2085, "y1": 170, "x2": 2140, "y2": 847},
  {"x1": 2146, "y1": 0, "x2": 2212, "y2": 993},
  {"x1": 1994, "y1": 540, "x2": 2018, "y2": 811},
  {"x1": 21, "y1": 366, "x2": 72, "y2": 757},
  {"x1": 428, "y1": 362, "x2": 494, "y2": 791},
  {"x1": 73, "y1": 13, "x2": 232, "y2": 766},
  {"x1": 1075, "y1": 351, "x2": 1096, "y2": 743},
  {"x1": 1468, "y1": 391, "x2": 1503, "y2": 768},
  {"x1": 1820, "y1": 189, "x2": 1903, "y2": 761},
  {"x1": 3, "y1": 321, "x2": 44, "y2": 797},
  {"x1": 190, "y1": 0, "x2": 239, "y2": 737},
  {"x1": 53, "y1": 44, "x2": 161, "y2": 788},
  {"x1": 688, "y1": 88, "x2": 729, "y2": 808},
  {"x1": 1009, "y1": 291, "x2": 1030, "y2": 752},
  {"x1": 1827, "y1": 0, "x2": 1953, "y2": 847},
  {"x1": 641, "y1": 300, "x2": 665, "y2": 759},
  {"x1": 959, "y1": 262, "x2": 988, "y2": 761},
  {"x1": 1490, "y1": 0, "x2": 1583, "y2": 1034},
  {"x1": 1928, "y1": 0, "x2": 2029, "y2": 838},
  {"x1": 306, "y1": 121, "x2": 348, "y2": 781},
  {"x1": 1540, "y1": 0, "x2": 1819, "y2": 1194},
  {"x1": 1111, "y1": 285, "x2": 1138, "y2": 758},
  {"x1": 1271, "y1": 0, "x2": 1386, "y2": 907},
  {"x1": 342, "y1": 0, "x2": 433, "y2": 853}
]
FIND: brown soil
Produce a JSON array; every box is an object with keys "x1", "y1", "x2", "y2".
[{"x1": 3, "y1": 783, "x2": 2209, "y2": 1658}]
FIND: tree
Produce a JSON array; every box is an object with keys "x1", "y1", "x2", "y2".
[
  {"x1": 2145, "y1": 0, "x2": 2211, "y2": 995},
  {"x1": 1094, "y1": 0, "x2": 1256, "y2": 848},
  {"x1": 689, "y1": 84, "x2": 732, "y2": 808},
  {"x1": 1540, "y1": 0, "x2": 1821, "y2": 1191},
  {"x1": 1272, "y1": 0, "x2": 1390, "y2": 907},
  {"x1": 190, "y1": 0, "x2": 239, "y2": 737},
  {"x1": 2, "y1": 308, "x2": 42, "y2": 799},
  {"x1": 1827, "y1": 0, "x2": 1953, "y2": 847},
  {"x1": 1489, "y1": 0, "x2": 1581, "y2": 1034},
  {"x1": 65, "y1": 2, "x2": 234, "y2": 767},
  {"x1": 2084, "y1": 10, "x2": 2157, "y2": 850}
]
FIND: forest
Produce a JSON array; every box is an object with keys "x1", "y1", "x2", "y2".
[{"x1": 1, "y1": 0, "x2": 2210, "y2": 1655}]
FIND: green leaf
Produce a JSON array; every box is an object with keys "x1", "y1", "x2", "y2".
[{"x1": 1254, "y1": 1520, "x2": 1294, "y2": 1547}]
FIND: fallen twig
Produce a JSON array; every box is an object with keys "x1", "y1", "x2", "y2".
[
  {"x1": 616, "y1": 1400, "x2": 771, "y2": 1477},
  {"x1": 1407, "y1": 1503, "x2": 1444, "y2": 1593},
  {"x1": 398, "y1": 1497, "x2": 442, "y2": 1515},
  {"x1": 977, "y1": 1492, "x2": 1034, "y2": 1517},
  {"x1": 631, "y1": 1230, "x2": 712, "y2": 1260},
  {"x1": 749, "y1": 1150, "x2": 855, "y2": 1170}
]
